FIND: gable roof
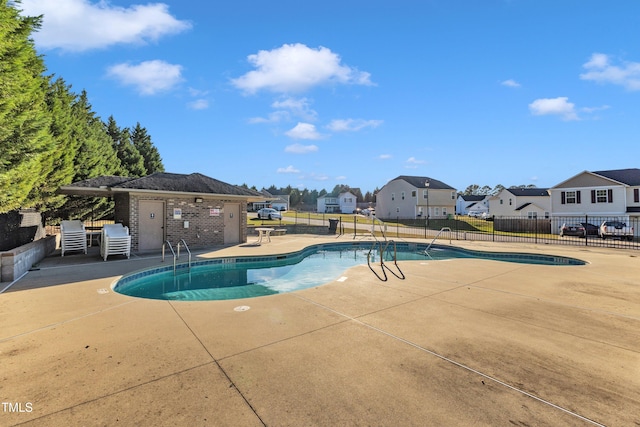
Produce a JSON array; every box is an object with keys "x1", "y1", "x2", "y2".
[
  {"x1": 60, "y1": 172, "x2": 262, "y2": 199},
  {"x1": 505, "y1": 188, "x2": 549, "y2": 197},
  {"x1": 592, "y1": 168, "x2": 640, "y2": 186},
  {"x1": 390, "y1": 175, "x2": 455, "y2": 190},
  {"x1": 460, "y1": 195, "x2": 486, "y2": 202}
]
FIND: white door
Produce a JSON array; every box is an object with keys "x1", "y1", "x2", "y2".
[
  {"x1": 223, "y1": 203, "x2": 241, "y2": 245},
  {"x1": 138, "y1": 200, "x2": 165, "y2": 251}
]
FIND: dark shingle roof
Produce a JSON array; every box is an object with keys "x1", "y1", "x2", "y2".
[
  {"x1": 592, "y1": 168, "x2": 640, "y2": 186},
  {"x1": 506, "y1": 188, "x2": 549, "y2": 197},
  {"x1": 65, "y1": 176, "x2": 133, "y2": 188},
  {"x1": 461, "y1": 195, "x2": 486, "y2": 201},
  {"x1": 64, "y1": 173, "x2": 262, "y2": 197},
  {"x1": 514, "y1": 202, "x2": 532, "y2": 211},
  {"x1": 393, "y1": 175, "x2": 455, "y2": 190}
]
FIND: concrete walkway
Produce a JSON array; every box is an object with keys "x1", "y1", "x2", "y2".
[{"x1": 1, "y1": 235, "x2": 639, "y2": 426}]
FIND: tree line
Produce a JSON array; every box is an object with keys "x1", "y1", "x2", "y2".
[
  {"x1": 0, "y1": 2, "x2": 164, "y2": 223},
  {"x1": 242, "y1": 184, "x2": 379, "y2": 210}
]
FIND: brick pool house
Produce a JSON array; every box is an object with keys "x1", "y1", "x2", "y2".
[{"x1": 59, "y1": 172, "x2": 263, "y2": 251}]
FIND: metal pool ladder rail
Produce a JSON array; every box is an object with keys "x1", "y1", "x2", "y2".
[
  {"x1": 426, "y1": 227, "x2": 452, "y2": 252},
  {"x1": 177, "y1": 239, "x2": 192, "y2": 271},
  {"x1": 367, "y1": 237, "x2": 405, "y2": 282},
  {"x1": 162, "y1": 239, "x2": 192, "y2": 275},
  {"x1": 162, "y1": 240, "x2": 177, "y2": 274}
]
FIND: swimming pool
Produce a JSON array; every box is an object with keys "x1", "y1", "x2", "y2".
[{"x1": 112, "y1": 242, "x2": 585, "y2": 301}]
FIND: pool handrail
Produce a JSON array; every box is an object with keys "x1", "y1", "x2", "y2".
[
  {"x1": 426, "y1": 227, "x2": 452, "y2": 252},
  {"x1": 177, "y1": 239, "x2": 192, "y2": 271},
  {"x1": 162, "y1": 240, "x2": 177, "y2": 275}
]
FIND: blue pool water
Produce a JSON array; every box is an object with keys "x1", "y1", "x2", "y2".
[{"x1": 113, "y1": 242, "x2": 585, "y2": 301}]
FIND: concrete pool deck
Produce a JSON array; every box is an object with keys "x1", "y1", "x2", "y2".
[{"x1": 1, "y1": 234, "x2": 639, "y2": 426}]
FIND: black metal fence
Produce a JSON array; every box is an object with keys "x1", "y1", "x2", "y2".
[
  {"x1": 252, "y1": 211, "x2": 639, "y2": 249},
  {"x1": 375, "y1": 215, "x2": 639, "y2": 250}
]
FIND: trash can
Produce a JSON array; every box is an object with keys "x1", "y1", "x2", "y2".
[{"x1": 328, "y1": 218, "x2": 339, "y2": 234}]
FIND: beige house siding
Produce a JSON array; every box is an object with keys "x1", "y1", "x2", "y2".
[
  {"x1": 489, "y1": 189, "x2": 551, "y2": 218},
  {"x1": 553, "y1": 173, "x2": 614, "y2": 189},
  {"x1": 377, "y1": 179, "x2": 456, "y2": 220}
]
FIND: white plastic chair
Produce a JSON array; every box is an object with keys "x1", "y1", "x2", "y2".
[
  {"x1": 100, "y1": 224, "x2": 131, "y2": 261},
  {"x1": 60, "y1": 220, "x2": 87, "y2": 257}
]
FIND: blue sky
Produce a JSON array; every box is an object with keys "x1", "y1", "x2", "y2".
[{"x1": 18, "y1": 0, "x2": 640, "y2": 194}]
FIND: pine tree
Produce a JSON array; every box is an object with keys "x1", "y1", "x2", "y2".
[
  {"x1": 52, "y1": 92, "x2": 124, "y2": 222},
  {"x1": 32, "y1": 78, "x2": 82, "y2": 212},
  {"x1": 105, "y1": 116, "x2": 145, "y2": 177},
  {"x1": 0, "y1": 2, "x2": 51, "y2": 212},
  {"x1": 131, "y1": 122, "x2": 164, "y2": 174}
]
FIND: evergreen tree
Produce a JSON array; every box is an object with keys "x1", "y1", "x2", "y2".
[
  {"x1": 131, "y1": 122, "x2": 164, "y2": 174},
  {"x1": 105, "y1": 116, "x2": 146, "y2": 177},
  {"x1": 32, "y1": 78, "x2": 82, "y2": 212},
  {"x1": 52, "y1": 92, "x2": 123, "y2": 222},
  {"x1": 0, "y1": 2, "x2": 51, "y2": 212}
]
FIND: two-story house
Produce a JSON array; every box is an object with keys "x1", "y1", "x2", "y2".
[
  {"x1": 317, "y1": 191, "x2": 358, "y2": 213},
  {"x1": 376, "y1": 175, "x2": 457, "y2": 220},
  {"x1": 549, "y1": 168, "x2": 640, "y2": 230},
  {"x1": 489, "y1": 188, "x2": 551, "y2": 218},
  {"x1": 456, "y1": 194, "x2": 490, "y2": 216}
]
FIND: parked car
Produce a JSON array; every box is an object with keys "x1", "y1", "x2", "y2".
[
  {"x1": 559, "y1": 222, "x2": 599, "y2": 238},
  {"x1": 599, "y1": 221, "x2": 634, "y2": 241},
  {"x1": 580, "y1": 222, "x2": 599, "y2": 236},
  {"x1": 560, "y1": 223, "x2": 587, "y2": 238},
  {"x1": 468, "y1": 211, "x2": 482, "y2": 217},
  {"x1": 256, "y1": 208, "x2": 282, "y2": 220}
]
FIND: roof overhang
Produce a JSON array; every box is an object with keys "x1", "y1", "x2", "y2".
[{"x1": 58, "y1": 185, "x2": 264, "y2": 202}]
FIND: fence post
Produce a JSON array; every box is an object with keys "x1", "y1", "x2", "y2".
[
  {"x1": 492, "y1": 218, "x2": 495, "y2": 242},
  {"x1": 585, "y1": 214, "x2": 589, "y2": 246}
]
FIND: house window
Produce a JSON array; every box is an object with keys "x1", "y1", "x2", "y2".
[
  {"x1": 401, "y1": 192, "x2": 405, "y2": 200},
  {"x1": 509, "y1": 198, "x2": 512, "y2": 206},
  {"x1": 563, "y1": 191, "x2": 579, "y2": 204},
  {"x1": 435, "y1": 207, "x2": 440, "y2": 217},
  {"x1": 635, "y1": 188, "x2": 640, "y2": 203},
  {"x1": 423, "y1": 190, "x2": 428, "y2": 199},
  {"x1": 443, "y1": 207, "x2": 447, "y2": 216},
  {"x1": 391, "y1": 193, "x2": 395, "y2": 201},
  {"x1": 451, "y1": 191, "x2": 456, "y2": 200},
  {"x1": 528, "y1": 212, "x2": 538, "y2": 219},
  {"x1": 591, "y1": 189, "x2": 612, "y2": 203},
  {"x1": 500, "y1": 199, "x2": 503, "y2": 205},
  {"x1": 411, "y1": 190, "x2": 416, "y2": 197}
]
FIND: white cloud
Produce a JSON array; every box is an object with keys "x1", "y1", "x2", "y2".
[
  {"x1": 231, "y1": 43, "x2": 373, "y2": 94},
  {"x1": 277, "y1": 165, "x2": 300, "y2": 173},
  {"x1": 285, "y1": 123, "x2": 324, "y2": 140},
  {"x1": 581, "y1": 105, "x2": 611, "y2": 113},
  {"x1": 404, "y1": 157, "x2": 425, "y2": 169},
  {"x1": 106, "y1": 60, "x2": 183, "y2": 95},
  {"x1": 378, "y1": 154, "x2": 392, "y2": 159},
  {"x1": 528, "y1": 97, "x2": 578, "y2": 121},
  {"x1": 272, "y1": 97, "x2": 318, "y2": 122},
  {"x1": 406, "y1": 157, "x2": 425, "y2": 164},
  {"x1": 20, "y1": 0, "x2": 191, "y2": 52},
  {"x1": 284, "y1": 143, "x2": 318, "y2": 154},
  {"x1": 501, "y1": 79, "x2": 521, "y2": 88},
  {"x1": 187, "y1": 99, "x2": 209, "y2": 110},
  {"x1": 326, "y1": 119, "x2": 383, "y2": 132},
  {"x1": 580, "y1": 53, "x2": 640, "y2": 90}
]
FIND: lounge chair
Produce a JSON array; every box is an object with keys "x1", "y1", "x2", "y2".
[
  {"x1": 100, "y1": 224, "x2": 131, "y2": 261},
  {"x1": 60, "y1": 220, "x2": 87, "y2": 256}
]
